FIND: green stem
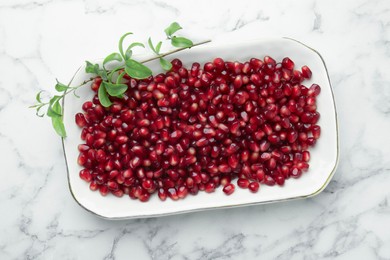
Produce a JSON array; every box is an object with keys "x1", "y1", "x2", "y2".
[
  {"x1": 32, "y1": 39, "x2": 211, "y2": 112},
  {"x1": 141, "y1": 39, "x2": 211, "y2": 64}
]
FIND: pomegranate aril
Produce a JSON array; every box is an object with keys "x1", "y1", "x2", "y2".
[
  {"x1": 311, "y1": 125, "x2": 321, "y2": 139},
  {"x1": 99, "y1": 185, "x2": 109, "y2": 196},
  {"x1": 223, "y1": 183, "x2": 235, "y2": 195},
  {"x1": 248, "y1": 182, "x2": 260, "y2": 193},
  {"x1": 282, "y1": 57, "x2": 294, "y2": 70},
  {"x1": 158, "y1": 188, "x2": 167, "y2": 201},
  {"x1": 264, "y1": 175, "x2": 276, "y2": 186},
  {"x1": 79, "y1": 169, "x2": 92, "y2": 182},
  {"x1": 237, "y1": 178, "x2": 250, "y2": 189},
  {"x1": 274, "y1": 174, "x2": 285, "y2": 186},
  {"x1": 75, "y1": 113, "x2": 87, "y2": 127},
  {"x1": 167, "y1": 188, "x2": 179, "y2": 200},
  {"x1": 139, "y1": 192, "x2": 150, "y2": 202},
  {"x1": 205, "y1": 182, "x2": 216, "y2": 193}
]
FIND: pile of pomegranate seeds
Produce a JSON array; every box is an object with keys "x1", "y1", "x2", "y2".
[{"x1": 75, "y1": 56, "x2": 321, "y2": 202}]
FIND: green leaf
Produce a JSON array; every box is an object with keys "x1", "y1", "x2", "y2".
[
  {"x1": 159, "y1": 58, "x2": 172, "y2": 71},
  {"x1": 55, "y1": 80, "x2": 68, "y2": 92},
  {"x1": 36, "y1": 105, "x2": 46, "y2": 117},
  {"x1": 125, "y1": 48, "x2": 133, "y2": 60},
  {"x1": 52, "y1": 116, "x2": 66, "y2": 137},
  {"x1": 103, "y1": 52, "x2": 123, "y2": 66},
  {"x1": 128, "y1": 42, "x2": 145, "y2": 49},
  {"x1": 125, "y1": 59, "x2": 152, "y2": 79},
  {"x1": 156, "y1": 41, "x2": 162, "y2": 54},
  {"x1": 47, "y1": 96, "x2": 62, "y2": 117},
  {"x1": 97, "y1": 69, "x2": 108, "y2": 81},
  {"x1": 116, "y1": 71, "x2": 126, "y2": 84},
  {"x1": 102, "y1": 82, "x2": 128, "y2": 97},
  {"x1": 98, "y1": 83, "x2": 112, "y2": 107},
  {"x1": 148, "y1": 37, "x2": 156, "y2": 53},
  {"x1": 35, "y1": 90, "x2": 44, "y2": 103},
  {"x1": 124, "y1": 42, "x2": 145, "y2": 60},
  {"x1": 164, "y1": 22, "x2": 182, "y2": 37},
  {"x1": 171, "y1": 36, "x2": 193, "y2": 48},
  {"x1": 118, "y1": 32, "x2": 133, "y2": 58},
  {"x1": 85, "y1": 61, "x2": 99, "y2": 74}
]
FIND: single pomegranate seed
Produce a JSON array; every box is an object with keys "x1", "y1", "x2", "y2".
[
  {"x1": 308, "y1": 84, "x2": 321, "y2": 96},
  {"x1": 139, "y1": 192, "x2": 150, "y2": 202},
  {"x1": 75, "y1": 113, "x2": 87, "y2": 127},
  {"x1": 99, "y1": 185, "x2": 109, "y2": 196},
  {"x1": 158, "y1": 188, "x2": 167, "y2": 201},
  {"x1": 301, "y1": 66, "x2": 312, "y2": 79},
  {"x1": 311, "y1": 125, "x2": 321, "y2": 139},
  {"x1": 248, "y1": 182, "x2": 260, "y2": 193},
  {"x1": 302, "y1": 151, "x2": 310, "y2": 162},
  {"x1": 167, "y1": 188, "x2": 179, "y2": 200},
  {"x1": 205, "y1": 182, "x2": 216, "y2": 193},
  {"x1": 79, "y1": 169, "x2": 92, "y2": 182},
  {"x1": 282, "y1": 57, "x2": 294, "y2": 70},
  {"x1": 237, "y1": 178, "x2": 250, "y2": 188},
  {"x1": 223, "y1": 183, "x2": 235, "y2": 195},
  {"x1": 290, "y1": 167, "x2": 302, "y2": 178},
  {"x1": 274, "y1": 174, "x2": 285, "y2": 186},
  {"x1": 264, "y1": 175, "x2": 276, "y2": 186}
]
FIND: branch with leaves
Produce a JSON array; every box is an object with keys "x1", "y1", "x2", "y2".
[{"x1": 31, "y1": 22, "x2": 211, "y2": 138}]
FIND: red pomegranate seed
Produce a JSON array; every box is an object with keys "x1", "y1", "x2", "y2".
[
  {"x1": 301, "y1": 66, "x2": 312, "y2": 79},
  {"x1": 167, "y1": 188, "x2": 179, "y2": 200},
  {"x1": 311, "y1": 125, "x2": 321, "y2": 139},
  {"x1": 99, "y1": 185, "x2": 109, "y2": 196},
  {"x1": 274, "y1": 174, "x2": 285, "y2": 186},
  {"x1": 290, "y1": 167, "x2": 302, "y2": 178},
  {"x1": 282, "y1": 57, "x2": 294, "y2": 70},
  {"x1": 158, "y1": 188, "x2": 167, "y2": 201},
  {"x1": 75, "y1": 113, "x2": 87, "y2": 127},
  {"x1": 248, "y1": 182, "x2": 259, "y2": 193},
  {"x1": 79, "y1": 169, "x2": 92, "y2": 182},
  {"x1": 237, "y1": 178, "x2": 250, "y2": 188},
  {"x1": 139, "y1": 192, "x2": 150, "y2": 202},
  {"x1": 223, "y1": 183, "x2": 235, "y2": 195}
]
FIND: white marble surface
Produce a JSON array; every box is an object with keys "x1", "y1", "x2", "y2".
[{"x1": 0, "y1": 0, "x2": 389, "y2": 259}]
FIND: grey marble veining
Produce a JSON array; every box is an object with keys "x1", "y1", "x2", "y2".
[{"x1": 0, "y1": 0, "x2": 389, "y2": 259}]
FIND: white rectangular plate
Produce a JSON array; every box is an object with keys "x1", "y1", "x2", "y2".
[{"x1": 62, "y1": 38, "x2": 339, "y2": 219}]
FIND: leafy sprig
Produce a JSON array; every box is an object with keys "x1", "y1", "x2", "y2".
[{"x1": 31, "y1": 22, "x2": 210, "y2": 138}]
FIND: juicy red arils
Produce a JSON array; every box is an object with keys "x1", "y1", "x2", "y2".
[{"x1": 75, "y1": 56, "x2": 321, "y2": 202}]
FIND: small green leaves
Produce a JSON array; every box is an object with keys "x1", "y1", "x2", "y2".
[
  {"x1": 98, "y1": 83, "x2": 112, "y2": 107},
  {"x1": 47, "y1": 96, "x2": 62, "y2": 118},
  {"x1": 35, "y1": 90, "x2": 45, "y2": 103},
  {"x1": 116, "y1": 71, "x2": 126, "y2": 84},
  {"x1": 103, "y1": 52, "x2": 123, "y2": 67},
  {"x1": 55, "y1": 80, "x2": 68, "y2": 92},
  {"x1": 160, "y1": 58, "x2": 172, "y2": 71},
  {"x1": 125, "y1": 59, "x2": 152, "y2": 79},
  {"x1": 118, "y1": 32, "x2": 133, "y2": 59},
  {"x1": 52, "y1": 117, "x2": 66, "y2": 137},
  {"x1": 32, "y1": 21, "x2": 201, "y2": 138},
  {"x1": 125, "y1": 42, "x2": 145, "y2": 60},
  {"x1": 165, "y1": 22, "x2": 182, "y2": 37},
  {"x1": 171, "y1": 36, "x2": 193, "y2": 48},
  {"x1": 155, "y1": 41, "x2": 162, "y2": 54},
  {"x1": 128, "y1": 42, "x2": 145, "y2": 50},
  {"x1": 85, "y1": 61, "x2": 100, "y2": 74},
  {"x1": 102, "y1": 82, "x2": 128, "y2": 97},
  {"x1": 148, "y1": 37, "x2": 156, "y2": 53}
]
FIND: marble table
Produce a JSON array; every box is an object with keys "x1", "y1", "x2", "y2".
[{"x1": 1, "y1": 0, "x2": 389, "y2": 259}]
